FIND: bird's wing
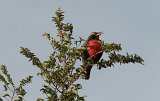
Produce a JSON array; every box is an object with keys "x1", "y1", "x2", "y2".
[{"x1": 81, "y1": 40, "x2": 90, "y2": 63}]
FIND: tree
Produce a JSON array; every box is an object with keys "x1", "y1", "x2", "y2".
[{"x1": 0, "y1": 8, "x2": 144, "y2": 101}]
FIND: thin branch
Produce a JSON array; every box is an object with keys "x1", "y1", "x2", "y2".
[
  {"x1": 11, "y1": 89, "x2": 15, "y2": 101},
  {"x1": 52, "y1": 83, "x2": 62, "y2": 94},
  {"x1": 4, "y1": 96, "x2": 10, "y2": 101},
  {"x1": 44, "y1": 34, "x2": 55, "y2": 50}
]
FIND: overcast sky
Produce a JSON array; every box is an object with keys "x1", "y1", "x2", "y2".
[{"x1": 0, "y1": 0, "x2": 160, "y2": 101}]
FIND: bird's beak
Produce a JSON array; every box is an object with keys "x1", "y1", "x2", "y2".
[{"x1": 97, "y1": 32, "x2": 103, "y2": 36}]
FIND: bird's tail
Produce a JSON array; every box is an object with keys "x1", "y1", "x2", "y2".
[{"x1": 83, "y1": 65, "x2": 92, "y2": 80}]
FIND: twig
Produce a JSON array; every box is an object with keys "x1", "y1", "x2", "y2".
[
  {"x1": 11, "y1": 89, "x2": 15, "y2": 101},
  {"x1": 4, "y1": 96, "x2": 10, "y2": 101}
]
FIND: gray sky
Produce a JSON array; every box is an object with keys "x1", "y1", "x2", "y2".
[{"x1": 0, "y1": 0, "x2": 160, "y2": 101}]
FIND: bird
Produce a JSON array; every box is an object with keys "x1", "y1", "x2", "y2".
[{"x1": 82, "y1": 32, "x2": 103, "y2": 80}]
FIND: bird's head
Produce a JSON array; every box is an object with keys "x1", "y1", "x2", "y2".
[{"x1": 89, "y1": 32, "x2": 103, "y2": 39}]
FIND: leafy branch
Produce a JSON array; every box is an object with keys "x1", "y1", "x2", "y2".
[
  {"x1": 0, "y1": 65, "x2": 33, "y2": 101},
  {"x1": 0, "y1": 7, "x2": 144, "y2": 101}
]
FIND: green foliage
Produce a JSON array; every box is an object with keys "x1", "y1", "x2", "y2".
[
  {"x1": 20, "y1": 47, "x2": 42, "y2": 68},
  {"x1": 0, "y1": 8, "x2": 144, "y2": 101},
  {"x1": 20, "y1": 8, "x2": 85, "y2": 101},
  {"x1": 96, "y1": 42, "x2": 144, "y2": 69},
  {"x1": 0, "y1": 65, "x2": 33, "y2": 101}
]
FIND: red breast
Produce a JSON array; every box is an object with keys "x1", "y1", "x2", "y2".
[{"x1": 87, "y1": 39, "x2": 102, "y2": 59}]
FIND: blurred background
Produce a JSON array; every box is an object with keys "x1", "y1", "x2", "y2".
[{"x1": 0, "y1": 0, "x2": 159, "y2": 101}]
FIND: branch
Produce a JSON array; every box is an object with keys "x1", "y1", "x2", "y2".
[{"x1": 97, "y1": 52, "x2": 144, "y2": 69}]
